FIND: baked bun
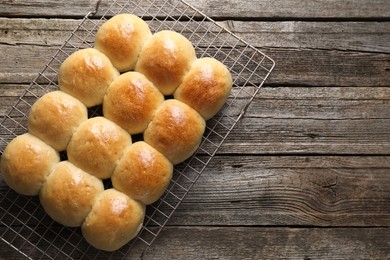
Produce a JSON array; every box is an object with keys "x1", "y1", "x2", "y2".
[
  {"x1": 27, "y1": 91, "x2": 88, "y2": 151},
  {"x1": 174, "y1": 57, "x2": 233, "y2": 120},
  {"x1": 58, "y1": 48, "x2": 119, "y2": 107},
  {"x1": 135, "y1": 30, "x2": 197, "y2": 95},
  {"x1": 95, "y1": 14, "x2": 152, "y2": 72},
  {"x1": 39, "y1": 161, "x2": 104, "y2": 227},
  {"x1": 103, "y1": 72, "x2": 164, "y2": 134},
  {"x1": 0, "y1": 133, "x2": 60, "y2": 196},
  {"x1": 144, "y1": 99, "x2": 205, "y2": 165},
  {"x1": 81, "y1": 189, "x2": 145, "y2": 251},
  {"x1": 67, "y1": 117, "x2": 132, "y2": 179},
  {"x1": 112, "y1": 141, "x2": 173, "y2": 205}
]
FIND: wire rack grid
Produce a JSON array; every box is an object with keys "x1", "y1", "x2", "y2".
[{"x1": 0, "y1": 0, "x2": 275, "y2": 259}]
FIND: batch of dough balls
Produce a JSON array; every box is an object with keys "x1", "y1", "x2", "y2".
[{"x1": 1, "y1": 14, "x2": 232, "y2": 251}]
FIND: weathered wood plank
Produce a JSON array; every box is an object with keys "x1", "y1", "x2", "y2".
[
  {"x1": 2, "y1": 86, "x2": 389, "y2": 154},
  {"x1": 0, "y1": 0, "x2": 98, "y2": 17},
  {"x1": 149, "y1": 227, "x2": 390, "y2": 260},
  {"x1": 1, "y1": 18, "x2": 389, "y2": 86},
  {"x1": 2, "y1": 18, "x2": 389, "y2": 52},
  {"x1": 221, "y1": 119, "x2": 390, "y2": 154},
  {"x1": 1, "y1": 0, "x2": 389, "y2": 19},
  {"x1": 190, "y1": 0, "x2": 390, "y2": 20},
  {"x1": 1, "y1": 156, "x2": 389, "y2": 227},
  {"x1": 0, "y1": 44, "x2": 389, "y2": 87},
  {"x1": 1, "y1": 226, "x2": 389, "y2": 259},
  {"x1": 168, "y1": 156, "x2": 390, "y2": 226},
  {"x1": 2, "y1": 86, "x2": 389, "y2": 119},
  {"x1": 5, "y1": 115, "x2": 388, "y2": 155}
]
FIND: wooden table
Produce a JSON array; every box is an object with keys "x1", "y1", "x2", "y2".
[{"x1": 1, "y1": 0, "x2": 389, "y2": 259}]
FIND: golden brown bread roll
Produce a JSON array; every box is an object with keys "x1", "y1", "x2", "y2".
[
  {"x1": 103, "y1": 72, "x2": 164, "y2": 134},
  {"x1": 27, "y1": 91, "x2": 88, "y2": 152},
  {"x1": 58, "y1": 48, "x2": 119, "y2": 107},
  {"x1": 95, "y1": 14, "x2": 152, "y2": 72},
  {"x1": 144, "y1": 99, "x2": 205, "y2": 165},
  {"x1": 174, "y1": 57, "x2": 233, "y2": 120},
  {"x1": 112, "y1": 141, "x2": 173, "y2": 205},
  {"x1": 39, "y1": 161, "x2": 104, "y2": 227},
  {"x1": 0, "y1": 133, "x2": 60, "y2": 196},
  {"x1": 135, "y1": 30, "x2": 197, "y2": 95},
  {"x1": 67, "y1": 116, "x2": 132, "y2": 179},
  {"x1": 81, "y1": 189, "x2": 145, "y2": 251}
]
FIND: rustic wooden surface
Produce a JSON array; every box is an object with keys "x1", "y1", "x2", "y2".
[{"x1": 1, "y1": 0, "x2": 390, "y2": 259}]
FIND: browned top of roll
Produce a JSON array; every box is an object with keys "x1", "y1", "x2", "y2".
[
  {"x1": 81, "y1": 189, "x2": 145, "y2": 251},
  {"x1": 39, "y1": 161, "x2": 104, "y2": 227},
  {"x1": 174, "y1": 57, "x2": 233, "y2": 120},
  {"x1": 58, "y1": 48, "x2": 119, "y2": 107},
  {"x1": 135, "y1": 30, "x2": 197, "y2": 95},
  {"x1": 103, "y1": 71, "x2": 164, "y2": 134},
  {"x1": 67, "y1": 117, "x2": 132, "y2": 180},
  {"x1": 143, "y1": 99, "x2": 206, "y2": 165},
  {"x1": 27, "y1": 91, "x2": 88, "y2": 152},
  {"x1": 95, "y1": 14, "x2": 152, "y2": 72},
  {"x1": 112, "y1": 141, "x2": 173, "y2": 205},
  {"x1": 0, "y1": 133, "x2": 60, "y2": 196}
]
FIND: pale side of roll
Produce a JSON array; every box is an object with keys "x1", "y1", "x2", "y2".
[
  {"x1": 112, "y1": 141, "x2": 173, "y2": 205},
  {"x1": 0, "y1": 133, "x2": 60, "y2": 196},
  {"x1": 103, "y1": 71, "x2": 164, "y2": 134},
  {"x1": 67, "y1": 116, "x2": 132, "y2": 180},
  {"x1": 39, "y1": 161, "x2": 104, "y2": 227},
  {"x1": 58, "y1": 48, "x2": 119, "y2": 107},
  {"x1": 135, "y1": 30, "x2": 197, "y2": 95},
  {"x1": 81, "y1": 189, "x2": 145, "y2": 251},
  {"x1": 95, "y1": 13, "x2": 152, "y2": 72},
  {"x1": 144, "y1": 99, "x2": 206, "y2": 165},
  {"x1": 174, "y1": 57, "x2": 233, "y2": 120},
  {"x1": 27, "y1": 91, "x2": 88, "y2": 152}
]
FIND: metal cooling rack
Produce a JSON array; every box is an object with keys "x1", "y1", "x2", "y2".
[{"x1": 0, "y1": 0, "x2": 275, "y2": 259}]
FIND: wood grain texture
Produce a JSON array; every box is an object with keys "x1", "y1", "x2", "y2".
[
  {"x1": 2, "y1": 86, "x2": 389, "y2": 154},
  {"x1": 148, "y1": 226, "x2": 390, "y2": 259},
  {"x1": 1, "y1": 226, "x2": 390, "y2": 259},
  {"x1": 2, "y1": 18, "x2": 390, "y2": 52},
  {"x1": 0, "y1": 18, "x2": 389, "y2": 86},
  {"x1": 169, "y1": 156, "x2": 390, "y2": 226},
  {"x1": 1, "y1": 0, "x2": 389, "y2": 19},
  {"x1": 1, "y1": 156, "x2": 389, "y2": 227},
  {"x1": 1, "y1": 1, "x2": 389, "y2": 259}
]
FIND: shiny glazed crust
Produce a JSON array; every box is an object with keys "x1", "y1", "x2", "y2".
[
  {"x1": 135, "y1": 30, "x2": 197, "y2": 95},
  {"x1": 103, "y1": 72, "x2": 164, "y2": 134},
  {"x1": 0, "y1": 133, "x2": 60, "y2": 196},
  {"x1": 39, "y1": 161, "x2": 104, "y2": 227},
  {"x1": 27, "y1": 91, "x2": 88, "y2": 152},
  {"x1": 144, "y1": 99, "x2": 206, "y2": 165},
  {"x1": 67, "y1": 117, "x2": 132, "y2": 179},
  {"x1": 81, "y1": 189, "x2": 146, "y2": 251},
  {"x1": 174, "y1": 57, "x2": 233, "y2": 120},
  {"x1": 58, "y1": 48, "x2": 120, "y2": 107},
  {"x1": 112, "y1": 141, "x2": 173, "y2": 205},
  {"x1": 95, "y1": 14, "x2": 152, "y2": 72}
]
